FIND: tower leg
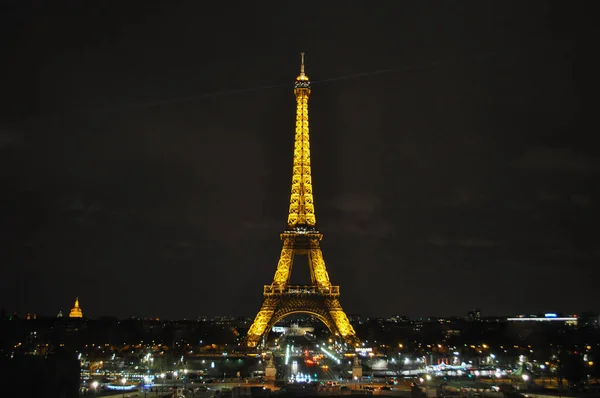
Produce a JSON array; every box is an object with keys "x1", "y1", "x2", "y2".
[
  {"x1": 326, "y1": 298, "x2": 359, "y2": 346},
  {"x1": 308, "y1": 245, "x2": 331, "y2": 287},
  {"x1": 271, "y1": 241, "x2": 295, "y2": 286},
  {"x1": 246, "y1": 298, "x2": 277, "y2": 348}
]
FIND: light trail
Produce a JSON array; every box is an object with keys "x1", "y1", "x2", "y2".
[{"x1": 318, "y1": 344, "x2": 341, "y2": 365}]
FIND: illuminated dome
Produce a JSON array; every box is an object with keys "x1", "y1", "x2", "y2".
[{"x1": 68, "y1": 297, "x2": 83, "y2": 318}]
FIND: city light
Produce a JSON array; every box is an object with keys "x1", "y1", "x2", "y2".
[{"x1": 320, "y1": 345, "x2": 341, "y2": 364}]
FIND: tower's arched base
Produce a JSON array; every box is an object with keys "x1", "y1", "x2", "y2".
[{"x1": 245, "y1": 290, "x2": 359, "y2": 348}]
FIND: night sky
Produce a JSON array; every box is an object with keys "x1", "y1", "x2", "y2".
[{"x1": 1, "y1": 2, "x2": 597, "y2": 319}]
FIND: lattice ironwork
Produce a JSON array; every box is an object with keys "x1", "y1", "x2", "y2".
[
  {"x1": 288, "y1": 52, "x2": 315, "y2": 229},
  {"x1": 246, "y1": 54, "x2": 358, "y2": 349},
  {"x1": 263, "y1": 285, "x2": 340, "y2": 296}
]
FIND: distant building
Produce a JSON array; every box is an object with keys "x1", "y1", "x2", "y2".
[
  {"x1": 579, "y1": 312, "x2": 600, "y2": 328},
  {"x1": 68, "y1": 297, "x2": 83, "y2": 318},
  {"x1": 446, "y1": 329, "x2": 461, "y2": 337},
  {"x1": 271, "y1": 324, "x2": 314, "y2": 336},
  {"x1": 467, "y1": 309, "x2": 481, "y2": 321},
  {"x1": 507, "y1": 313, "x2": 578, "y2": 326},
  {"x1": 57, "y1": 311, "x2": 63, "y2": 318}
]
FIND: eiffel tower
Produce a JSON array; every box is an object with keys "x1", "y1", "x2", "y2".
[{"x1": 245, "y1": 54, "x2": 359, "y2": 348}]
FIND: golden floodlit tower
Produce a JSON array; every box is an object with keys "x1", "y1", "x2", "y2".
[
  {"x1": 68, "y1": 297, "x2": 83, "y2": 318},
  {"x1": 245, "y1": 54, "x2": 358, "y2": 348}
]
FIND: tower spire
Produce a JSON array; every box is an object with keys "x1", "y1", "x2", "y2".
[{"x1": 288, "y1": 52, "x2": 314, "y2": 228}]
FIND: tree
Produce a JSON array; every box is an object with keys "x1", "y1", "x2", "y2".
[{"x1": 558, "y1": 353, "x2": 586, "y2": 389}]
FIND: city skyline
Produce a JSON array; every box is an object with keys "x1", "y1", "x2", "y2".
[
  {"x1": 1, "y1": 2, "x2": 597, "y2": 319},
  {"x1": 0, "y1": 299, "x2": 590, "y2": 321}
]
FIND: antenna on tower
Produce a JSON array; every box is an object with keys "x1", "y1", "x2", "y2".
[{"x1": 300, "y1": 52, "x2": 305, "y2": 75}]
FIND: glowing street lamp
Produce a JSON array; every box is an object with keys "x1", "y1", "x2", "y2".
[{"x1": 540, "y1": 364, "x2": 546, "y2": 385}]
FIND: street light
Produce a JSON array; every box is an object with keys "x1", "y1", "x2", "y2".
[
  {"x1": 91, "y1": 381, "x2": 99, "y2": 396},
  {"x1": 121, "y1": 378, "x2": 127, "y2": 398}
]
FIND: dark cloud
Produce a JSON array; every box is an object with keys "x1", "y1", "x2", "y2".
[
  {"x1": 331, "y1": 219, "x2": 393, "y2": 238},
  {"x1": 0, "y1": 131, "x2": 22, "y2": 148},
  {"x1": 331, "y1": 193, "x2": 380, "y2": 215},
  {"x1": 242, "y1": 220, "x2": 281, "y2": 231},
  {"x1": 514, "y1": 146, "x2": 600, "y2": 173},
  {"x1": 329, "y1": 194, "x2": 393, "y2": 237},
  {"x1": 428, "y1": 236, "x2": 501, "y2": 248},
  {"x1": 437, "y1": 188, "x2": 489, "y2": 207},
  {"x1": 536, "y1": 191, "x2": 594, "y2": 207}
]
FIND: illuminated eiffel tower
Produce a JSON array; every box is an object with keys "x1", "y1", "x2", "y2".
[{"x1": 245, "y1": 54, "x2": 359, "y2": 348}]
